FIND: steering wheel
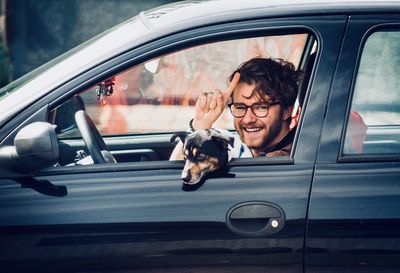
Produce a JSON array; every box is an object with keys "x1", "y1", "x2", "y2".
[{"x1": 74, "y1": 110, "x2": 116, "y2": 164}]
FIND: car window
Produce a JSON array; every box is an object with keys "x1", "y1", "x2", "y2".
[
  {"x1": 51, "y1": 32, "x2": 318, "y2": 166},
  {"x1": 56, "y1": 33, "x2": 310, "y2": 137},
  {"x1": 343, "y1": 29, "x2": 400, "y2": 155}
]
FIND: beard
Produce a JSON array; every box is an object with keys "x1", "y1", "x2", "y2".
[{"x1": 235, "y1": 109, "x2": 286, "y2": 155}]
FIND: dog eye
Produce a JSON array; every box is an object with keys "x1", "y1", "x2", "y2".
[{"x1": 197, "y1": 153, "x2": 206, "y2": 161}]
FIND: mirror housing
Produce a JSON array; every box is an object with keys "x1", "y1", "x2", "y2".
[{"x1": 0, "y1": 122, "x2": 59, "y2": 174}]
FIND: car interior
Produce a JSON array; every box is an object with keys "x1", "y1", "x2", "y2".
[
  {"x1": 0, "y1": 31, "x2": 322, "y2": 173},
  {"x1": 47, "y1": 33, "x2": 319, "y2": 168}
]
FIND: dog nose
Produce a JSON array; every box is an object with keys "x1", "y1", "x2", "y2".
[{"x1": 181, "y1": 170, "x2": 191, "y2": 182}]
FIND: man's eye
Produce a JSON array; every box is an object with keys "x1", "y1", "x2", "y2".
[
  {"x1": 235, "y1": 105, "x2": 246, "y2": 110},
  {"x1": 254, "y1": 104, "x2": 268, "y2": 111}
]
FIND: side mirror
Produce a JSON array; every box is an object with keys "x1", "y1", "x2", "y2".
[{"x1": 0, "y1": 122, "x2": 59, "y2": 174}]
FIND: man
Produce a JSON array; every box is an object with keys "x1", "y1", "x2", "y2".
[{"x1": 170, "y1": 57, "x2": 301, "y2": 159}]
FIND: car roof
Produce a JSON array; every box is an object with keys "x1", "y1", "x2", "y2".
[
  {"x1": 142, "y1": 0, "x2": 400, "y2": 30},
  {"x1": 0, "y1": 0, "x2": 399, "y2": 126}
]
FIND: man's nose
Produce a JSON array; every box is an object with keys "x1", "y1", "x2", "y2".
[{"x1": 241, "y1": 107, "x2": 257, "y2": 123}]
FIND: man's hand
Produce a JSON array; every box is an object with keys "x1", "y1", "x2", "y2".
[{"x1": 192, "y1": 73, "x2": 240, "y2": 130}]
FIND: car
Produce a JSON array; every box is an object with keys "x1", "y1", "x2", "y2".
[{"x1": 1, "y1": 0, "x2": 400, "y2": 272}]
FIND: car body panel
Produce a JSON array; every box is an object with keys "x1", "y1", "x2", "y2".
[
  {"x1": 1, "y1": 164, "x2": 311, "y2": 272},
  {"x1": 307, "y1": 14, "x2": 400, "y2": 272}
]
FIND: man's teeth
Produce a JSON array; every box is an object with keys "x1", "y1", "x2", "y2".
[{"x1": 245, "y1": 128, "x2": 261, "y2": 132}]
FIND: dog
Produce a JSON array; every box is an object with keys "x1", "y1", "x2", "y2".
[{"x1": 171, "y1": 128, "x2": 252, "y2": 185}]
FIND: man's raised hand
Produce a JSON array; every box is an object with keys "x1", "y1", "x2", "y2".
[{"x1": 192, "y1": 73, "x2": 240, "y2": 130}]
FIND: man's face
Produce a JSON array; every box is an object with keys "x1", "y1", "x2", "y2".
[{"x1": 232, "y1": 82, "x2": 292, "y2": 156}]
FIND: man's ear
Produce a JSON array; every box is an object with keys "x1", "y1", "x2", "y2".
[
  {"x1": 283, "y1": 105, "x2": 294, "y2": 121},
  {"x1": 170, "y1": 131, "x2": 188, "y2": 144}
]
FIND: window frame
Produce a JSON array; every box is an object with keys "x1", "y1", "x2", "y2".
[
  {"x1": 339, "y1": 23, "x2": 400, "y2": 163},
  {"x1": 38, "y1": 18, "x2": 327, "y2": 174},
  {"x1": 56, "y1": 32, "x2": 312, "y2": 138}
]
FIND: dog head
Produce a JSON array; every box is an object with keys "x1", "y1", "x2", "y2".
[{"x1": 171, "y1": 129, "x2": 234, "y2": 185}]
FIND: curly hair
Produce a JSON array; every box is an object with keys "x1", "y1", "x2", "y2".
[{"x1": 229, "y1": 57, "x2": 301, "y2": 108}]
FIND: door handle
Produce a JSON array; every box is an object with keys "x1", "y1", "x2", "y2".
[{"x1": 226, "y1": 201, "x2": 285, "y2": 237}]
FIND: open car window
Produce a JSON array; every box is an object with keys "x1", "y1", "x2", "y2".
[
  {"x1": 51, "y1": 31, "x2": 317, "y2": 166},
  {"x1": 56, "y1": 33, "x2": 310, "y2": 136}
]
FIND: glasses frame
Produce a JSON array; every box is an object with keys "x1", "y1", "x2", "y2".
[{"x1": 228, "y1": 101, "x2": 280, "y2": 118}]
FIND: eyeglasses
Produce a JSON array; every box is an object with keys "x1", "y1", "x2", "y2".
[{"x1": 228, "y1": 101, "x2": 280, "y2": 118}]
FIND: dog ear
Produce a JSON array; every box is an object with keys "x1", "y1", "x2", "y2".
[
  {"x1": 170, "y1": 131, "x2": 188, "y2": 144},
  {"x1": 209, "y1": 129, "x2": 235, "y2": 150},
  {"x1": 211, "y1": 134, "x2": 234, "y2": 150}
]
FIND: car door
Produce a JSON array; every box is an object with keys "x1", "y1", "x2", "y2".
[
  {"x1": 307, "y1": 14, "x2": 400, "y2": 273},
  {"x1": 0, "y1": 16, "x2": 346, "y2": 273}
]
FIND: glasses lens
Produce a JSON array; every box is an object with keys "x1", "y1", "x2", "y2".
[
  {"x1": 230, "y1": 104, "x2": 246, "y2": 117},
  {"x1": 229, "y1": 102, "x2": 276, "y2": 118},
  {"x1": 252, "y1": 103, "x2": 269, "y2": 117}
]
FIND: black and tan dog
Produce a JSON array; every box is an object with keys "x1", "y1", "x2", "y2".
[{"x1": 171, "y1": 128, "x2": 252, "y2": 185}]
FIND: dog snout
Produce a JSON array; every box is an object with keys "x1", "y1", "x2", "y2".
[
  {"x1": 181, "y1": 161, "x2": 194, "y2": 183},
  {"x1": 181, "y1": 169, "x2": 191, "y2": 183}
]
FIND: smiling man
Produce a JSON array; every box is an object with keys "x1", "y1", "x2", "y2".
[
  {"x1": 170, "y1": 57, "x2": 301, "y2": 159},
  {"x1": 227, "y1": 58, "x2": 300, "y2": 156}
]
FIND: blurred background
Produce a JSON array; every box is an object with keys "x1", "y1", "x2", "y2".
[{"x1": 0, "y1": 0, "x2": 181, "y2": 88}]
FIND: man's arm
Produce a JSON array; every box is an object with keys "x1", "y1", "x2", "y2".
[{"x1": 169, "y1": 73, "x2": 240, "y2": 161}]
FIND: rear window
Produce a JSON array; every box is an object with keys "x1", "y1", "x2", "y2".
[{"x1": 344, "y1": 29, "x2": 400, "y2": 155}]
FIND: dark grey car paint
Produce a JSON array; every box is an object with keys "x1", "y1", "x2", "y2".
[
  {"x1": 307, "y1": 14, "x2": 400, "y2": 272},
  {"x1": 1, "y1": 1, "x2": 400, "y2": 272},
  {"x1": 0, "y1": 15, "x2": 348, "y2": 272}
]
